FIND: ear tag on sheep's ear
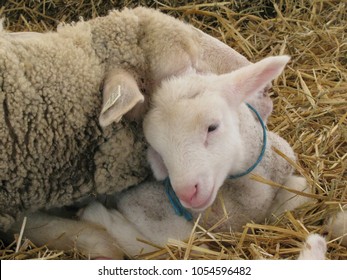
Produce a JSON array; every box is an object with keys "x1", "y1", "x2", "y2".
[{"x1": 100, "y1": 85, "x2": 122, "y2": 116}]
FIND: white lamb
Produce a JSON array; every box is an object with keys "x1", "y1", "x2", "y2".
[{"x1": 79, "y1": 55, "x2": 345, "y2": 259}]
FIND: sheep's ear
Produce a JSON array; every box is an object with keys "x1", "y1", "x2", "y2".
[
  {"x1": 214, "y1": 56, "x2": 290, "y2": 107},
  {"x1": 147, "y1": 146, "x2": 168, "y2": 181},
  {"x1": 99, "y1": 69, "x2": 144, "y2": 127}
]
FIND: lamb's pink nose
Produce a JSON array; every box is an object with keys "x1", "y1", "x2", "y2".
[{"x1": 176, "y1": 185, "x2": 198, "y2": 205}]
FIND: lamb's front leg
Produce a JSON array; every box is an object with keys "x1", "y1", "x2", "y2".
[
  {"x1": 9, "y1": 212, "x2": 123, "y2": 259},
  {"x1": 79, "y1": 202, "x2": 156, "y2": 257}
]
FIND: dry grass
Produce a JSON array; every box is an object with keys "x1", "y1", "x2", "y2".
[{"x1": 0, "y1": 0, "x2": 346, "y2": 260}]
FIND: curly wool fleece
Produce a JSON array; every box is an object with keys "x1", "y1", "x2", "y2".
[{"x1": 0, "y1": 8, "x2": 155, "y2": 231}]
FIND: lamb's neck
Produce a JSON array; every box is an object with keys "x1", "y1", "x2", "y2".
[{"x1": 233, "y1": 104, "x2": 265, "y2": 176}]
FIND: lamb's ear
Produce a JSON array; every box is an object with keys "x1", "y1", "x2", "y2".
[
  {"x1": 147, "y1": 146, "x2": 168, "y2": 181},
  {"x1": 245, "y1": 83, "x2": 273, "y2": 123},
  {"x1": 99, "y1": 69, "x2": 144, "y2": 127},
  {"x1": 214, "y1": 56, "x2": 290, "y2": 106}
]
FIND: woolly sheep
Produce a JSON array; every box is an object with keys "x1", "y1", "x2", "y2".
[
  {"x1": 0, "y1": 6, "x2": 273, "y2": 234},
  {"x1": 77, "y1": 55, "x2": 345, "y2": 259}
]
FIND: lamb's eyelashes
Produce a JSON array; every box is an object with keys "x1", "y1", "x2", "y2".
[
  {"x1": 207, "y1": 123, "x2": 219, "y2": 133},
  {"x1": 205, "y1": 123, "x2": 220, "y2": 146}
]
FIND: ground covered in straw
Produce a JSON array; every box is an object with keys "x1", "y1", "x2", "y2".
[{"x1": 0, "y1": 0, "x2": 346, "y2": 260}]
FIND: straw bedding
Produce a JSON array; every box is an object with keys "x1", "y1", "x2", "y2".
[{"x1": 0, "y1": 0, "x2": 346, "y2": 260}]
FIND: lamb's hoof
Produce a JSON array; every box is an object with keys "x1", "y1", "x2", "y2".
[{"x1": 298, "y1": 234, "x2": 327, "y2": 260}]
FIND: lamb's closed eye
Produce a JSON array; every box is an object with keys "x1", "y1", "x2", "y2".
[{"x1": 207, "y1": 123, "x2": 219, "y2": 133}]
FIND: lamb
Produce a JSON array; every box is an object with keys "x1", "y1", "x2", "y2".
[
  {"x1": 0, "y1": 5, "x2": 274, "y2": 242},
  {"x1": 77, "y1": 55, "x2": 341, "y2": 259}
]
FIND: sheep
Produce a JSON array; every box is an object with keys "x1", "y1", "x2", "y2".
[
  {"x1": 78, "y1": 55, "x2": 345, "y2": 259},
  {"x1": 0, "y1": 5, "x2": 274, "y2": 241}
]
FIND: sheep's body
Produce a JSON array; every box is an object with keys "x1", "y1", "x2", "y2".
[
  {"x1": 0, "y1": 13, "x2": 148, "y2": 230},
  {"x1": 0, "y1": 7, "x2": 273, "y2": 232}
]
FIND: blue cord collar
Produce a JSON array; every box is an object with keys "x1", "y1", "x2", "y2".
[
  {"x1": 164, "y1": 177, "x2": 193, "y2": 221},
  {"x1": 164, "y1": 102, "x2": 267, "y2": 221},
  {"x1": 228, "y1": 103, "x2": 267, "y2": 179}
]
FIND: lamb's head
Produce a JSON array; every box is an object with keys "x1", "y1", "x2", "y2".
[{"x1": 143, "y1": 56, "x2": 290, "y2": 211}]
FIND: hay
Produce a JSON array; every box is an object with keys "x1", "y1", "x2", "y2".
[{"x1": 0, "y1": 0, "x2": 346, "y2": 260}]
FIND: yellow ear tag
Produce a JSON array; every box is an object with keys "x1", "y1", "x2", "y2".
[{"x1": 101, "y1": 85, "x2": 121, "y2": 115}]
